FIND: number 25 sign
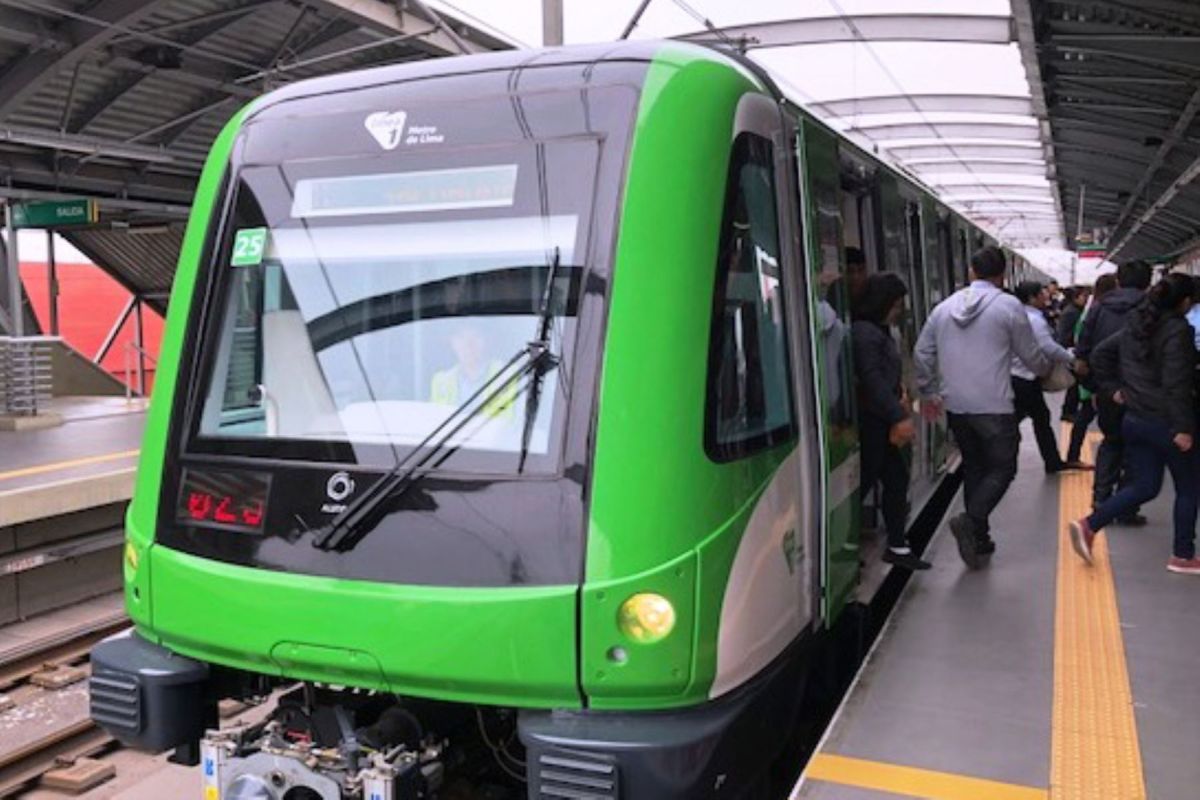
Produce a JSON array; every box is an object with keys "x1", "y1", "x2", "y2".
[{"x1": 231, "y1": 227, "x2": 268, "y2": 267}]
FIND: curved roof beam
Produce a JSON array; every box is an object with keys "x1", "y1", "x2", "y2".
[
  {"x1": 947, "y1": 196, "x2": 1056, "y2": 206},
  {"x1": 0, "y1": 0, "x2": 173, "y2": 123},
  {"x1": 906, "y1": 158, "x2": 1047, "y2": 177},
  {"x1": 812, "y1": 93, "x2": 1033, "y2": 118},
  {"x1": 676, "y1": 14, "x2": 1013, "y2": 49},
  {"x1": 860, "y1": 122, "x2": 1039, "y2": 142},
  {"x1": 937, "y1": 187, "x2": 1055, "y2": 202},
  {"x1": 885, "y1": 142, "x2": 1044, "y2": 162}
]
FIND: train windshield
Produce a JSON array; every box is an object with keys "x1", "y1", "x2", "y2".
[{"x1": 193, "y1": 138, "x2": 597, "y2": 472}]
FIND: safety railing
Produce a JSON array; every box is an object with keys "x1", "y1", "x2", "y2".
[
  {"x1": 123, "y1": 340, "x2": 157, "y2": 399},
  {"x1": 0, "y1": 336, "x2": 57, "y2": 416}
]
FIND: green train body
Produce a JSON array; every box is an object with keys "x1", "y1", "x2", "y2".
[{"x1": 90, "y1": 42, "x2": 1027, "y2": 799}]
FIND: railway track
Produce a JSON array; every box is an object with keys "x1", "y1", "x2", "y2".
[{"x1": 0, "y1": 609, "x2": 129, "y2": 798}]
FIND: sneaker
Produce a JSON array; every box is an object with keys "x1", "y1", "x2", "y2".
[
  {"x1": 1069, "y1": 518, "x2": 1095, "y2": 565},
  {"x1": 949, "y1": 514, "x2": 982, "y2": 570},
  {"x1": 1115, "y1": 513, "x2": 1148, "y2": 527},
  {"x1": 1166, "y1": 556, "x2": 1200, "y2": 574},
  {"x1": 883, "y1": 549, "x2": 932, "y2": 571},
  {"x1": 976, "y1": 537, "x2": 996, "y2": 556}
]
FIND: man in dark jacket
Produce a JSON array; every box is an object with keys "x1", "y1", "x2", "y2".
[{"x1": 1075, "y1": 260, "x2": 1151, "y2": 517}]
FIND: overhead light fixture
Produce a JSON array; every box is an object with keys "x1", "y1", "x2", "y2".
[{"x1": 0, "y1": 125, "x2": 175, "y2": 164}]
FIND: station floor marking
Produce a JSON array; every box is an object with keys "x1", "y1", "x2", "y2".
[
  {"x1": 1051, "y1": 441, "x2": 1146, "y2": 799},
  {"x1": 0, "y1": 449, "x2": 140, "y2": 482},
  {"x1": 805, "y1": 754, "x2": 1048, "y2": 800}
]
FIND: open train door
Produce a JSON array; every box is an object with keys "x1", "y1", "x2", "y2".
[{"x1": 796, "y1": 118, "x2": 860, "y2": 624}]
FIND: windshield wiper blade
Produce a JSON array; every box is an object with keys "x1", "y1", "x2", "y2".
[
  {"x1": 310, "y1": 343, "x2": 551, "y2": 552},
  {"x1": 517, "y1": 247, "x2": 562, "y2": 472}
]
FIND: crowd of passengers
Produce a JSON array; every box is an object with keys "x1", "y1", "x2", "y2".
[{"x1": 850, "y1": 245, "x2": 1200, "y2": 576}]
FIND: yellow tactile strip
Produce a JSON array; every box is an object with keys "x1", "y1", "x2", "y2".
[
  {"x1": 1051, "y1": 438, "x2": 1146, "y2": 799},
  {"x1": 804, "y1": 753, "x2": 1048, "y2": 800}
]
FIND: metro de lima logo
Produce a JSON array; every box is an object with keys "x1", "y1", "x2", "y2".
[{"x1": 364, "y1": 110, "x2": 407, "y2": 150}]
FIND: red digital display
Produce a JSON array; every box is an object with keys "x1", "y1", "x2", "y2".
[{"x1": 178, "y1": 469, "x2": 270, "y2": 533}]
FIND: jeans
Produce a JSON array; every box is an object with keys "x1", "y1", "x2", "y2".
[
  {"x1": 860, "y1": 415, "x2": 910, "y2": 549},
  {"x1": 1094, "y1": 396, "x2": 1138, "y2": 512},
  {"x1": 1087, "y1": 413, "x2": 1198, "y2": 560},
  {"x1": 948, "y1": 413, "x2": 1020, "y2": 540},
  {"x1": 1012, "y1": 376, "x2": 1065, "y2": 471},
  {"x1": 1061, "y1": 384, "x2": 1080, "y2": 419},
  {"x1": 1066, "y1": 396, "x2": 1096, "y2": 463}
]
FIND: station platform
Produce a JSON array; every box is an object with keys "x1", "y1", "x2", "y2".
[
  {"x1": 0, "y1": 397, "x2": 145, "y2": 526},
  {"x1": 1, "y1": 397, "x2": 146, "y2": 624},
  {"x1": 794, "y1": 428, "x2": 1198, "y2": 800}
]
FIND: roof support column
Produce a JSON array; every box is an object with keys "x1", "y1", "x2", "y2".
[
  {"x1": 4, "y1": 202, "x2": 21, "y2": 337},
  {"x1": 542, "y1": 0, "x2": 563, "y2": 46}
]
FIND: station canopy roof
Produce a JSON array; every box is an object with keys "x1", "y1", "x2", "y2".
[
  {"x1": 11, "y1": 0, "x2": 1189, "y2": 293},
  {"x1": 1029, "y1": 0, "x2": 1200, "y2": 267},
  {"x1": 0, "y1": 0, "x2": 517, "y2": 304},
  {"x1": 437, "y1": 0, "x2": 1095, "y2": 279}
]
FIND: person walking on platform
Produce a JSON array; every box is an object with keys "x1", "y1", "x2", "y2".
[
  {"x1": 1069, "y1": 273, "x2": 1200, "y2": 574},
  {"x1": 1057, "y1": 286, "x2": 1088, "y2": 422},
  {"x1": 1011, "y1": 281, "x2": 1089, "y2": 474},
  {"x1": 915, "y1": 246, "x2": 1051, "y2": 569},
  {"x1": 1076, "y1": 261, "x2": 1152, "y2": 523},
  {"x1": 1065, "y1": 275, "x2": 1116, "y2": 465},
  {"x1": 853, "y1": 273, "x2": 931, "y2": 571}
]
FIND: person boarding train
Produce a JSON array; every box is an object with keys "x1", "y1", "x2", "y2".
[
  {"x1": 914, "y1": 246, "x2": 1051, "y2": 569},
  {"x1": 852, "y1": 273, "x2": 930, "y2": 571}
]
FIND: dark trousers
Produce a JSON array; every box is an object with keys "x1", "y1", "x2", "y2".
[
  {"x1": 860, "y1": 415, "x2": 910, "y2": 549},
  {"x1": 1094, "y1": 396, "x2": 1138, "y2": 511},
  {"x1": 948, "y1": 413, "x2": 1020, "y2": 540},
  {"x1": 1066, "y1": 396, "x2": 1096, "y2": 463},
  {"x1": 1061, "y1": 384, "x2": 1080, "y2": 419},
  {"x1": 1012, "y1": 376, "x2": 1065, "y2": 471},
  {"x1": 1087, "y1": 413, "x2": 1197, "y2": 560}
]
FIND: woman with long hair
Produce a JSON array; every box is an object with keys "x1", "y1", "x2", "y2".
[
  {"x1": 1069, "y1": 272, "x2": 1200, "y2": 573},
  {"x1": 852, "y1": 272, "x2": 930, "y2": 571}
]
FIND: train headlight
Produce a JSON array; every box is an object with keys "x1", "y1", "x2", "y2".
[
  {"x1": 226, "y1": 774, "x2": 276, "y2": 800},
  {"x1": 618, "y1": 593, "x2": 676, "y2": 643},
  {"x1": 124, "y1": 542, "x2": 139, "y2": 571}
]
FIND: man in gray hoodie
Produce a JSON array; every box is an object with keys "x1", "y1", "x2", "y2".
[{"x1": 915, "y1": 246, "x2": 1052, "y2": 568}]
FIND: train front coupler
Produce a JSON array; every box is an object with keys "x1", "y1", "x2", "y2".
[{"x1": 200, "y1": 685, "x2": 445, "y2": 800}]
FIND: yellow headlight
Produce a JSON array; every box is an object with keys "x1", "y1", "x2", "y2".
[
  {"x1": 618, "y1": 593, "x2": 676, "y2": 643},
  {"x1": 124, "y1": 541, "x2": 139, "y2": 571}
]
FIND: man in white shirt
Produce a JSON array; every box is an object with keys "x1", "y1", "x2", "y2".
[{"x1": 1010, "y1": 281, "x2": 1090, "y2": 473}]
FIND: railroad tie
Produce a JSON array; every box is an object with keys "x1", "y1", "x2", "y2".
[
  {"x1": 42, "y1": 758, "x2": 116, "y2": 794},
  {"x1": 29, "y1": 664, "x2": 88, "y2": 690}
]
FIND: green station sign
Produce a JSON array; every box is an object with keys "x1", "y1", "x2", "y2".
[
  {"x1": 1074, "y1": 234, "x2": 1106, "y2": 259},
  {"x1": 10, "y1": 198, "x2": 98, "y2": 228}
]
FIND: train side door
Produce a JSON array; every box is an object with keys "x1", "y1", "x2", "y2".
[{"x1": 796, "y1": 119, "x2": 859, "y2": 624}]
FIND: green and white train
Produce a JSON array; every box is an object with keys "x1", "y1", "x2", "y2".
[{"x1": 90, "y1": 41, "x2": 1034, "y2": 799}]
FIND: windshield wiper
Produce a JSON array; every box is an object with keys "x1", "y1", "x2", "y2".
[
  {"x1": 310, "y1": 251, "x2": 563, "y2": 553},
  {"x1": 517, "y1": 248, "x2": 561, "y2": 472}
]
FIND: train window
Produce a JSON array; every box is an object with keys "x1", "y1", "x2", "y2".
[
  {"x1": 191, "y1": 137, "x2": 597, "y2": 472},
  {"x1": 705, "y1": 133, "x2": 795, "y2": 462}
]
